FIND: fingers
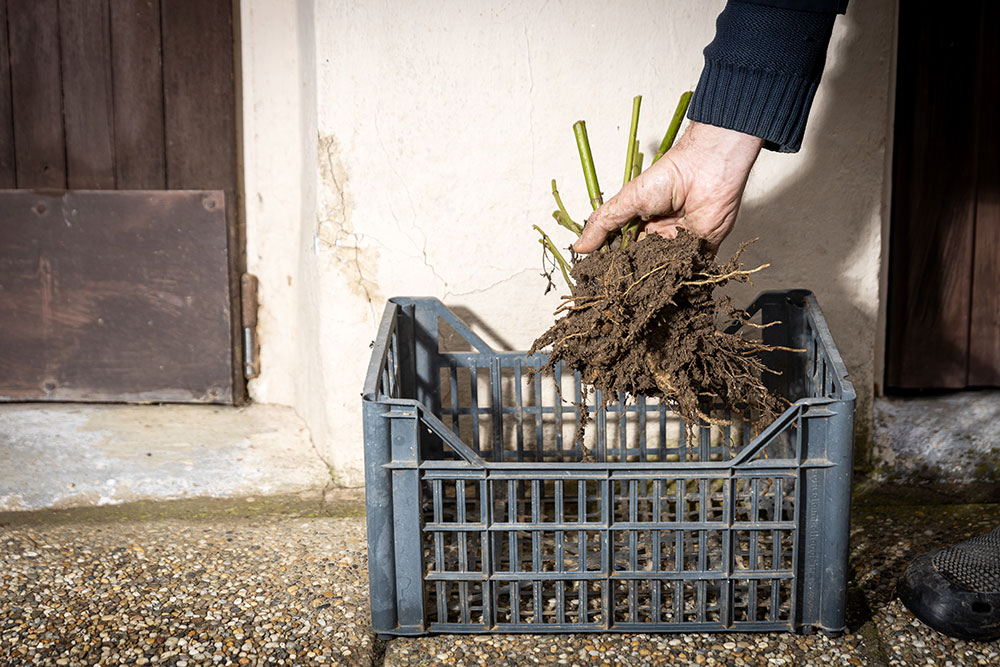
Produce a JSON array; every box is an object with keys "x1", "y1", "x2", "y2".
[
  {"x1": 572, "y1": 212, "x2": 613, "y2": 253},
  {"x1": 572, "y1": 158, "x2": 683, "y2": 254},
  {"x1": 643, "y1": 219, "x2": 684, "y2": 241},
  {"x1": 646, "y1": 218, "x2": 723, "y2": 255},
  {"x1": 572, "y1": 187, "x2": 639, "y2": 253}
]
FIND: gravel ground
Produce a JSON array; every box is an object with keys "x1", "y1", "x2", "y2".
[
  {"x1": 0, "y1": 492, "x2": 997, "y2": 666},
  {"x1": 1, "y1": 498, "x2": 375, "y2": 666},
  {"x1": 385, "y1": 632, "x2": 865, "y2": 666}
]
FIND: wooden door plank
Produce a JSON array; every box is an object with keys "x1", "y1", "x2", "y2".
[
  {"x1": 7, "y1": 0, "x2": 66, "y2": 189},
  {"x1": 161, "y1": 0, "x2": 236, "y2": 191},
  {"x1": 162, "y1": 0, "x2": 244, "y2": 403},
  {"x1": 0, "y1": 0, "x2": 16, "y2": 187},
  {"x1": 59, "y1": 0, "x2": 116, "y2": 189},
  {"x1": 970, "y1": 199, "x2": 1000, "y2": 386},
  {"x1": 886, "y1": 1, "x2": 978, "y2": 389},
  {"x1": 110, "y1": 0, "x2": 166, "y2": 189},
  {"x1": 968, "y1": 1, "x2": 1000, "y2": 386},
  {"x1": 0, "y1": 190, "x2": 233, "y2": 403}
]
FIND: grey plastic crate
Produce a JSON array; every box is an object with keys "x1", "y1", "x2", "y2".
[{"x1": 363, "y1": 290, "x2": 855, "y2": 636}]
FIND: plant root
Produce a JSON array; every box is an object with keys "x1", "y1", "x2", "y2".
[{"x1": 530, "y1": 231, "x2": 790, "y2": 449}]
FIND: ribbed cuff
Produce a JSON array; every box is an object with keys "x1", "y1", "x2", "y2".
[
  {"x1": 687, "y1": 1, "x2": 837, "y2": 153},
  {"x1": 688, "y1": 61, "x2": 819, "y2": 153}
]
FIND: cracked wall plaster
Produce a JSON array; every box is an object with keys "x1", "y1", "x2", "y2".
[{"x1": 316, "y1": 133, "x2": 382, "y2": 312}]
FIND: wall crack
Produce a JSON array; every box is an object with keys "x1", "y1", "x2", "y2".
[
  {"x1": 372, "y1": 114, "x2": 449, "y2": 290},
  {"x1": 444, "y1": 267, "x2": 535, "y2": 300},
  {"x1": 317, "y1": 133, "x2": 383, "y2": 320}
]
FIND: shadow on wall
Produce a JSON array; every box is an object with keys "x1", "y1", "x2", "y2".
[
  {"x1": 730, "y1": 2, "x2": 890, "y2": 462},
  {"x1": 448, "y1": 306, "x2": 517, "y2": 352}
]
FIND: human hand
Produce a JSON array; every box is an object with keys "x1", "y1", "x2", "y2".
[{"x1": 572, "y1": 121, "x2": 763, "y2": 254}]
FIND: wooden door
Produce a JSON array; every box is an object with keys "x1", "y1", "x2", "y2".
[
  {"x1": 0, "y1": 0, "x2": 245, "y2": 403},
  {"x1": 886, "y1": 0, "x2": 1000, "y2": 390}
]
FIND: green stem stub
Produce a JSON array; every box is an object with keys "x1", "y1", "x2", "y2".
[
  {"x1": 620, "y1": 218, "x2": 640, "y2": 249},
  {"x1": 553, "y1": 211, "x2": 582, "y2": 236},
  {"x1": 622, "y1": 95, "x2": 642, "y2": 186},
  {"x1": 551, "y1": 179, "x2": 582, "y2": 236},
  {"x1": 653, "y1": 90, "x2": 693, "y2": 163},
  {"x1": 573, "y1": 120, "x2": 603, "y2": 210},
  {"x1": 620, "y1": 142, "x2": 644, "y2": 250},
  {"x1": 632, "y1": 150, "x2": 644, "y2": 180}
]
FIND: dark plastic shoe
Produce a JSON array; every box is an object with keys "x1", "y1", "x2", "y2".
[{"x1": 897, "y1": 526, "x2": 1000, "y2": 642}]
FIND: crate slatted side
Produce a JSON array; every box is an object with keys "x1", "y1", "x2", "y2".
[
  {"x1": 420, "y1": 412, "x2": 809, "y2": 633},
  {"x1": 437, "y1": 351, "x2": 746, "y2": 465},
  {"x1": 365, "y1": 292, "x2": 855, "y2": 635}
]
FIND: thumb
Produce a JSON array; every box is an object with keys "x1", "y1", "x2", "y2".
[
  {"x1": 571, "y1": 185, "x2": 640, "y2": 253},
  {"x1": 572, "y1": 213, "x2": 613, "y2": 253}
]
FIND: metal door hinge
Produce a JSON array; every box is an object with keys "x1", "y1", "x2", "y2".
[{"x1": 241, "y1": 273, "x2": 260, "y2": 379}]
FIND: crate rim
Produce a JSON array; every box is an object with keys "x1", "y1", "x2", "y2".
[
  {"x1": 362, "y1": 289, "x2": 857, "y2": 455},
  {"x1": 364, "y1": 289, "x2": 854, "y2": 402}
]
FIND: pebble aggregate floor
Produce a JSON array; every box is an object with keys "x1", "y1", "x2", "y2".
[{"x1": 1, "y1": 492, "x2": 997, "y2": 666}]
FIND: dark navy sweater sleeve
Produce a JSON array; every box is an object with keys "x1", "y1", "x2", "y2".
[
  {"x1": 737, "y1": 0, "x2": 847, "y2": 13},
  {"x1": 687, "y1": 1, "x2": 842, "y2": 153}
]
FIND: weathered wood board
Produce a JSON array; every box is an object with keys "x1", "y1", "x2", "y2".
[{"x1": 0, "y1": 190, "x2": 233, "y2": 402}]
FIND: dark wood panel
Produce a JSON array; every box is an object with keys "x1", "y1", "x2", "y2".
[
  {"x1": 110, "y1": 0, "x2": 166, "y2": 189},
  {"x1": 7, "y1": 0, "x2": 66, "y2": 188},
  {"x1": 0, "y1": 0, "x2": 15, "y2": 187},
  {"x1": 59, "y1": 0, "x2": 116, "y2": 189},
  {"x1": 161, "y1": 0, "x2": 236, "y2": 191},
  {"x1": 968, "y1": 0, "x2": 1000, "y2": 386},
  {"x1": 886, "y1": 1, "x2": 979, "y2": 389},
  {"x1": 970, "y1": 200, "x2": 1000, "y2": 386},
  {"x1": 0, "y1": 0, "x2": 245, "y2": 404},
  {"x1": 0, "y1": 190, "x2": 233, "y2": 402},
  {"x1": 162, "y1": 0, "x2": 244, "y2": 403}
]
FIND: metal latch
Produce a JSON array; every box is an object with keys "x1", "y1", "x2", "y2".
[{"x1": 241, "y1": 273, "x2": 260, "y2": 379}]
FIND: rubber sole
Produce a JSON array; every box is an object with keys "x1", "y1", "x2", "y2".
[{"x1": 897, "y1": 550, "x2": 1000, "y2": 642}]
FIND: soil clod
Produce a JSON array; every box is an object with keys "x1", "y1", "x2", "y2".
[{"x1": 530, "y1": 231, "x2": 788, "y2": 446}]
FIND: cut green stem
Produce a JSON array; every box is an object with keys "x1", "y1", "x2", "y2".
[
  {"x1": 551, "y1": 179, "x2": 582, "y2": 235},
  {"x1": 553, "y1": 211, "x2": 582, "y2": 236},
  {"x1": 534, "y1": 224, "x2": 574, "y2": 288},
  {"x1": 620, "y1": 217, "x2": 641, "y2": 249},
  {"x1": 620, "y1": 142, "x2": 645, "y2": 250},
  {"x1": 653, "y1": 90, "x2": 693, "y2": 163},
  {"x1": 622, "y1": 95, "x2": 642, "y2": 186},
  {"x1": 573, "y1": 120, "x2": 603, "y2": 210},
  {"x1": 620, "y1": 219, "x2": 641, "y2": 249}
]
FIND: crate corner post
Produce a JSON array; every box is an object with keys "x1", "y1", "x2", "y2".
[
  {"x1": 389, "y1": 405, "x2": 427, "y2": 634},
  {"x1": 363, "y1": 399, "x2": 400, "y2": 635}
]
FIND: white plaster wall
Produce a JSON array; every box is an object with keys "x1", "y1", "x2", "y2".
[
  {"x1": 240, "y1": 0, "x2": 331, "y2": 477},
  {"x1": 240, "y1": 0, "x2": 314, "y2": 408},
  {"x1": 242, "y1": 0, "x2": 897, "y2": 484}
]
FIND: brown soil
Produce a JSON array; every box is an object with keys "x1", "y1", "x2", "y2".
[{"x1": 530, "y1": 231, "x2": 788, "y2": 444}]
